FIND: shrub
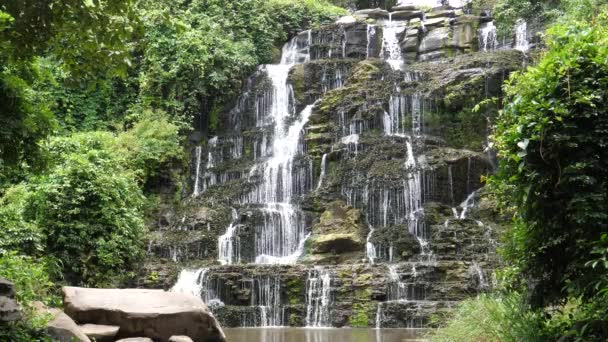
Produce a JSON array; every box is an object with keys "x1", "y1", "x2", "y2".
[
  {"x1": 430, "y1": 293, "x2": 546, "y2": 342},
  {"x1": 31, "y1": 133, "x2": 146, "y2": 286}
]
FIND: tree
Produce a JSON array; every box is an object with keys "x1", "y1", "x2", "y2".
[
  {"x1": 30, "y1": 132, "x2": 146, "y2": 285},
  {"x1": 493, "y1": 18, "x2": 608, "y2": 307}
]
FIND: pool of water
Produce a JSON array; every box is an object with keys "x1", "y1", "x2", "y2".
[{"x1": 223, "y1": 327, "x2": 427, "y2": 342}]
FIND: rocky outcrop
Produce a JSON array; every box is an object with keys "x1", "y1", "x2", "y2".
[
  {"x1": 62, "y1": 287, "x2": 226, "y2": 342},
  {"x1": 0, "y1": 277, "x2": 21, "y2": 323},
  {"x1": 46, "y1": 310, "x2": 91, "y2": 342},
  {"x1": 142, "y1": 1, "x2": 531, "y2": 330}
]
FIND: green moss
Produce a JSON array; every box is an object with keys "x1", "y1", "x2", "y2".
[
  {"x1": 286, "y1": 278, "x2": 305, "y2": 305},
  {"x1": 349, "y1": 303, "x2": 372, "y2": 327}
]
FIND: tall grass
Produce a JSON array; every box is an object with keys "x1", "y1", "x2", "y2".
[{"x1": 429, "y1": 293, "x2": 546, "y2": 342}]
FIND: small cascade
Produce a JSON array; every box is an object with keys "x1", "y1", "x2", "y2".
[
  {"x1": 382, "y1": 15, "x2": 406, "y2": 70},
  {"x1": 218, "y1": 208, "x2": 240, "y2": 265},
  {"x1": 366, "y1": 225, "x2": 377, "y2": 264},
  {"x1": 341, "y1": 27, "x2": 348, "y2": 58},
  {"x1": 192, "y1": 146, "x2": 203, "y2": 197},
  {"x1": 366, "y1": 24, "x2": 376, "y2": 58},
  {"x1": 253, "y1": 275, "x2": 283, "y2": 327},
  {"x1": 452, "y1": 191, "x2": 476, "y2": 220},
  {"x1": 478, "y1": 21, "x2": 498, "y2": 51},
  {"x1": 172, "y1": 268, "x2": 208, "y2": 298},
  {"x1": 321, "y1": 65, "x2": 345, "y2": 93},
  {"x1": 305, "y1": 267, "x2": 333, "y2": 327},
  {"x1": 316, "y1": 153, "x2": 328, "y2": 190},
  {"x1": 514, "y1": 19, "x2": 529, "y2": 52},
  {"x1": 470, "y1": 262, "x2": 489, "y2": 289},
  {"x1": 448, "y1": 164, "x2": 455, "y2": 205}
]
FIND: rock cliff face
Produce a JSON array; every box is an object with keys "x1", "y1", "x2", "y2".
[{"x1": 142, "y1": 3, "x2": 528, "y2": 329}]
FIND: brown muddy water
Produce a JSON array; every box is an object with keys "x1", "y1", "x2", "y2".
[{"x1": 223, "y1": 327, "x2": 428, "y2": 342}]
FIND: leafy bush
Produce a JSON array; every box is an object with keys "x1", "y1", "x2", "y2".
[
  {"x1": 492, "y1": 18, "x2": 608, "y2": 307},
  {"x1": 30, "y1": 132, "x2": 146, "y2": 286},
  {"x1": 0, "y1": 184, "x2": 42, "y2": 255},
  {"x1": 430, "y1": 293, "x2": 546, "y2": 342},
  {"x1": 116, "y1": 110, "x2": 184, "y2": 183},
  {"x1": 0, "y1": 252, "x2": 57, "y2": 306},
  {"x1": 0, "y1": 253, "x2": 56, "y2": 341}
]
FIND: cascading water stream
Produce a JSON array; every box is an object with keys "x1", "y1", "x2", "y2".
[
  {"x1": 235, "y1": 32, "x2": 315, "y2": 265},
  {"x1": 316, "y1": 153, "x2": 328, "y2": 190},
  {"x1": 192, "y1": 146, "x2": 202, "y2": 197},
  {"x1": 514, "y1": 19, "x2": 529, "y2": 52},
  {"x1": 305, "y1": 267, "x2": 333, "y2": 327},
  {"x1": 218, "y1": 208, "x2": 240, "y2": 265},
  {"x1": 478, "y1": 21, "x2": 499, "y2": 51},
  {"x1": 382, "y1": 14, "x2": 406, "y2": 70}
]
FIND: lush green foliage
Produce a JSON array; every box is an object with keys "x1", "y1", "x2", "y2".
[
  {"x1": 0, "y1": 254, "x2": 56, "y2": 341},
  {"x1": 137, "y1": 0, "x2": 345, "y2": 125},
  {"x1": 493, "y1": 17, "x2": 608, "y2": 307},
  {"x1": 0, "y1": 184, "x2": 42, "y2": 255},
  {"x1": 0, "y1": 1, "x2": 137, "y2": 79},
  {"x1": 430, "y1": 293, "x2": 546, "y2": 342},
  {"x1": 0, "y1": 252, "x2": 57, "y2": 306},
  {"x1": 30, "y1": 132, "x2": 146, "y2": 285}
]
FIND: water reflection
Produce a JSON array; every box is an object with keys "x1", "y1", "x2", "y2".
[{"x1": 223, "y1": 327, "x2": 426, "y2": 342}]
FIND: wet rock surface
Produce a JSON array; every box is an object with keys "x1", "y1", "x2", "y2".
[{"x1": 143, "y1": 2, "x2": 527, "y2": 329}]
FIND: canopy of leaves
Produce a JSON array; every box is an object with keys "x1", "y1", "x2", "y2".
[{"x1": 492, "y1": 15, "x2": 608, "y2": 307}]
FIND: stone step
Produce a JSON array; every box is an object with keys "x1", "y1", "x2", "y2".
[{"x1": 79, "y1": 324, "x2": 119, "y2": 342}]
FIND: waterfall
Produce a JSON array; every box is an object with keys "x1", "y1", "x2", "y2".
[
  {"x1": 514, "y1": 19, "x2": 529, "y2": 52},
  {"x1": 172, "y1": 268, "x2": 207, "y2": 298},
  {"x1": 382, "y1": 15, "x2": 405, "y2": 70},
  {"x1": 253, "y1": 275, "x2": 283, "y2": 327},
  {"x1": 241, "y1": 33, "x2": 316, "y2": 264},
  {"x1": 192, "y1": 146, "x2": 202, "y2": 197},
  {"x1": 316, "y1": 153, "x2": 328, "y2": 190},
  {"x1": 470, "y1": 262, "x2": 489, "y2": 289},
  {"x1": 305, "y1": 267, "x2": 333, "y2": 327},
  {"x1": 218, "y1": 208, "x2": 240, "y2": 265},
  {"x1": 478, "y1": 21, "x2": 498, "y2": 51},
  {"x1": 342, "y1": 27, "x2": 347, "y2": 58},
  {"x1": 366, "y1": 24, "x2": 376, "y2": 58},
  {"x1": 366, "y1": 225, "x2": 377, "y2": 263}
]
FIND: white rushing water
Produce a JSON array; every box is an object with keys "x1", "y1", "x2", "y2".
[
  {"x1": 514, "y1": 19, "x2": 529, "y2": 52},
  {"x1": 237, "y1": 32, "x2": 315, "y2": 265},
  {"x1": 381, "y1": 15, "x2": 406, "y2": 70},
  {"x1": 218, "y1": 208, "x2": 240, "y2": 265},
  {"x1": 172, "y1": 268, "x2": 208, "y2": 298},
  {"x1": 316, "y1": 153, "x2": 328, "y2": 190},
  {"x1": 192, "y1": 146, "x2": 203, "y2": 197},
  {"x1": 478, "y1": 21, "x2": 499, "y2": 51},
  {"x1": 254, "y1": 275, "x2": 283, "y2": 327},
  {"x1": 305, "y1": 267, "x2": 333, "y2": 327}
]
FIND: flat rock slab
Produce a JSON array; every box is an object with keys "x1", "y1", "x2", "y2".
[
  {"x1": 169, "y1": 336, "x2": 194, "y2": 342},
  {"x1": 79, "y1": 323, "x2": 120, "y2": 342},
  {"x1": 116, "y1": 338, "x2": 154, "y2": 342},
  {"x1": 63, "y1": 287, "x2": 226, "y2": 342}
]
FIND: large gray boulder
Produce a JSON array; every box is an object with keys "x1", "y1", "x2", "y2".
[
  {"x1": 0, "y1": 277, "x2": 21, "y2": 323},
  {"x1": 62, "y1": 287, "x2": 226, "y2": 342}
]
